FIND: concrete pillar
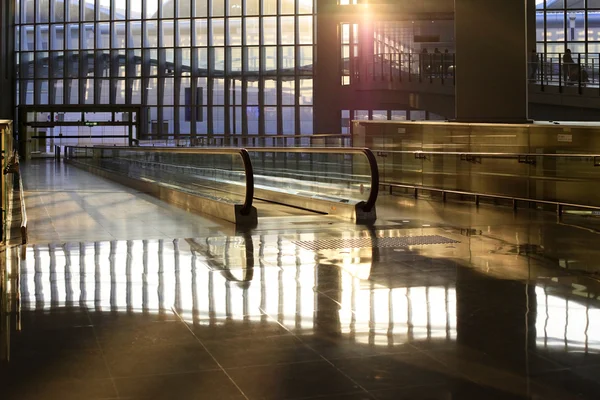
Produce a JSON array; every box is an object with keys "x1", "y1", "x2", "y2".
[
  {"x1": 454, "y1": 0, "x2": 528, "y2": 123},
  {"x1": 314, "y1": 1, "x2": 341, "y2": 134}
]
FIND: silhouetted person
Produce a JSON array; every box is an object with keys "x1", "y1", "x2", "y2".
[{"x1": 563, "y1": 49, "x2": 575, "y2": 84}]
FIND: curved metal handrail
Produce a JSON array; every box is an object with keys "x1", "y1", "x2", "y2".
[
  {"x1": 65, "y1": 145, "x2": 254, "y2": 213},
  {"x1": 245, "y1": 147, "x2": 379, "y2": 212}
]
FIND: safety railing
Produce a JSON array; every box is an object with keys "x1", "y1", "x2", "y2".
[
  {"x1": 246, "y1": 147, "x2": 378, "y2": 216},
  {"x1": 65, "y1": 146, "x2": 255, "y2": 216},
  {"x1": 376, "y1": 150, "x2": 600, "y2": 213},
  {"x1": 64, "y1": 146, "x2": 380, "y2": 223},
  {"x1": 532, "y1": 52, "x2": 600, "y2": 93}
]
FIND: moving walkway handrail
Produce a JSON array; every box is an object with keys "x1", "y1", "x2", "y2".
[
  {"x1": 65, "y1": 146, "x2": 255, "y2": 216},
  {"x1": 246, "y1": 147, "x2": 379, "y2": 212}
]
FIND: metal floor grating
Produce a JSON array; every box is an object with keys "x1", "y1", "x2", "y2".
[{"x1": 292, "y1": 235, "x2": 459, "y2": 251}]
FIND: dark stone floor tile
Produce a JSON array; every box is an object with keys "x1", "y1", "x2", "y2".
[
  {"x1": 188, "y1": 319, "x2": 290, "y2": 341},
  {"x1": 114, "y1": 370, "x2": 245, "y2": 399},
  {"x1": 11, "y1": 325, "x2": 99, "y2": 352},
  {"x1": 330, "y1": 353, "x2": 451, "y2": 391},
  {"x1": 3, "y1": 378, "x2": 117, "y2": 400},
  {"x1": 103, "y1": 344, "x2": 220, "y2": 378},
  {"x1": 226, "y1": 360, "x2": 360, "y2": 400},
  {"x1": 531, "y1": 369, "x2": 600, "y2": 399},
  {"x1": 533, "y1": 347, "x2": 600, "y2": 369},
  {"x1": 202, "y1": 334, "x2": 321, "y2": 368},
  {"x1": 298, "y1": 334, "x2": 419, "y2": 360},
  {"x1": 1, "y1": 349, "x2": 112, "y2": 382},
  {"x1": 18, "y1": 308, "x2": 91, "y2": 330},
  {"x1": 92, "y1": 318, "x2": 197, "y2": 348}
]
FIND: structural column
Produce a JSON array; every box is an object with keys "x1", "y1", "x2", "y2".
[{"x1": 454, "y1": 0, "x2": 528, "y2": 122}]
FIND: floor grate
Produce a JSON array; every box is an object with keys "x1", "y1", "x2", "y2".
[{"x1": 292, "y1": 235, "x2": 459, "y2": 251}]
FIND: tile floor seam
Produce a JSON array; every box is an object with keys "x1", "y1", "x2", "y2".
[
  {"x1": 170, "y1": 306, "x2": 251, "y2": 400},
  {"x1": 258, "y1": 306, "x2": 374, "y2": 398}
]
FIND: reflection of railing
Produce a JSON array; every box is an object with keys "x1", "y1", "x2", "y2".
[{"x1": 377, "y1": 150, "x2": 600, "y2": 213}]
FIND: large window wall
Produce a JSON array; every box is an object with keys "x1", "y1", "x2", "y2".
[
  {"x1": 536, "y1": 0, "x2": 600, "y2": 55},
  {"x1": 15, "y1": 0, "x2": 315, "y2": 137}
]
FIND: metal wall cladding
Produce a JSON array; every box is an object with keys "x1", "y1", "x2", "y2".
[{"x1": 353, "y1": 121, "x2": 600, "y2": 207}]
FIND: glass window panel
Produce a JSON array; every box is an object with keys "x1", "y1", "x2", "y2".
[
  {"x1": 39, "y1": 0, "x2": 50, "y2": 22},
  {"x1": 83, "y1": 1, "x2": 94, "y2": 21},
  {"x1": 162, "y1": 0, "x2": 174, "y2": 18},
  {"x1": 195, "y1": 0, "x2": 207, "y2": 17},
  {"x1": 212, "y1": 47, "x2": 225, "y2": 72},
  {"x1": 213, "y1": 106, "x2": 225, "y2": 133},
  {"x1": 146, "y1": 78, "x2": 158, "y2": 104},
  {"x1": 263, "y1": 17, "x2": 277, "y2": 45},
  {"x1": 229, "y1": 47, "x2": 242, "y2": 72},
  {"x1": 160, "y1": 20, "x2": 174, "y2": 47},
  {"x1": 96, "y1": 22, "x2": 110, "y2": 49},
  {"x1": 98, "y1": 79, "x2": 110, "y2": 103},
  {"x1": 298, "y1": 16, "x2": 312, "y2": 44},
  {"x1": 131, "y1": 78, "x2": 141, "y2": 102},
  {"x1": 129, "y1": 0, "x2": 142, "y2": 19},
  {"x1": 113, "y1": 22, "x2": 126, "y2": 48},
  {"x1": 280, "y1": 46, "x2": 294, "y2": 70},
  {"x1": 262, "y1": 46, "x2": 277, "y2": 72},
  {"x1": 66, "y1": 79, "x2": 78, "y2": 103},
  {"x1": 144, "y1": 21, "x2": 158, "y2": 47},
  {"x1": 81, "y1": 23, "x2": 95, "y2": 49},
  {"x1": 566, "y1": 11, "x2": 585, "y2": 41},
  {"x1": 229, "y1": 18, "x2": 242, "y2": 45},
  {"x1": 298, "y1": 0, "x2": 313, "y2": 14},
  {"x1": 282, "y1": 107, "x2": 294, "y2": 134},
  {"x1": 246, "y1": 18, "x2": 260, "y2": 45},
  {"x1": 145, "y1": 0, "x2": 157, "y2": 18},
  {"x1": 128, "y1": 21, "x2": 142, "y2": 47},
  {"x1": 229, "y1": 0, "x2": 242, "y2": 16},
  {"x1": 66, "y1": 24, "x2": 79, "y2": 49},
  {"x1": 51, "y1": 24, "x2": 64, "y2": 50},
  {"x1": 280, "y1": 0, "x2": 295, "y2": 14},
  {"x1": 299, "y1": 78, "x2": 312, "y2": 105},
  {"x1": 246, "y1": 47, "x2": 260, "y2": 71},
  {"x1": 15, "y1": 27, "x2": 20, "y2": 52},
  {"x1": 547, "y1": 0, "x2": 564, "y2": 9},
  {"x1": 566, "y1": 0, "x2": 582, "y2": 8},
  {"x1": 36, "y1": 25, "x2": 49, "y2": 50},
  {"x1": 246, "y1": 0, "x2": 259, "y2": 15},
  {"x1": 247, "y1": 81, "x2": 259, "y2": 104},
  {"x1": 212, "y1": 0, "x2": 225, "y2": 17},
  {"x1": 21, "y1": 26, "x2": 33, "y2": 51},
  {"x1": 391, "y1": 110, "x2": 406, "y2": 120},
  {"x1": 98, "y1": 0, "x2": 110, "y2": 20},
  {"x1": 51, "y1": 0, "x2": 65, "y2": 22},
  {"x1": 282, "y1": 81, "x2": 294, "y2": 105},
  {"x1": 194, "y1": 47, "x2": 208, "y2": 72},
  {"x1": 590, "y1": 0, "x2": 600, "y2": 7},
  {"x1": 264, "y1": 106, "x2": 277, "y2": 133},
  {"x1": 194, "y1": 19, "x2": 208, "y2": 46},
  {"x1": 280, "y1": 16, "x2": 294, "y2": 45},
  {"x1": 15, "y1": 0, "x2": 20, "y2": 22},
  {"x1": 263, "y1": 0, "x2": 277, "y2": 15},
  {"x1": 211, "y1": 18, "x2": 225, "y2": 46},
  {"x1": 163, "y1": 78, "x2": 174, "y2": 105},
  {"x1": 115, "y1": 79, "x2": 126, "y2": 103},
  {"x1": 263, "y1": 78, "x2": 276, "y2": 105},
  {"x1": 177, "y1": 0, "x2": 191, "y2": 17},
  {"x1": 23, "y1": 0, "x2": 34, "y2": 23},
  {"x1": 536, "y1": 11, "x2": 545, "y2": 42},
  {"x1": 299, "y1": 106, "x2": 312, "y2": 134},
  {"x1": 298, "y1": 46, "x2": 313, "y2": 69},
  {"x1": 177, "y1": 20, "x2": 191, "y2": 47},
  {"x1": 83, "y1": 79, "x2": 94, "y2": 103},
  {"x1": 53, "y1": 79, "x2": 64, "y2": 104},
  {"x1": 35, "y1": 52, "x2": 49, "y2": 78}
]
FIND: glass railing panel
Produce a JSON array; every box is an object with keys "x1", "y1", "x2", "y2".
[
  {"x1": 65, "y1": 146, "x2": 252, "y2": 208},
  {"x1": 247, "y1": 148, "x2": 377, "y2": 208}
]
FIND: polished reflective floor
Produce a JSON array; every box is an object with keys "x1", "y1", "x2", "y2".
[{"x1": 2, "y1": 161, "x2": 600, "y2": 399}]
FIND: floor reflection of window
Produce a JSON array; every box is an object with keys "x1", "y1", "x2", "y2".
[{"x1": 536, "y1": 286, "x2": 600, "y2": 352}]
